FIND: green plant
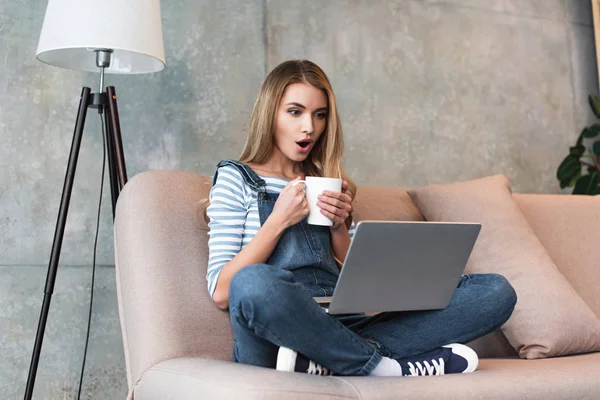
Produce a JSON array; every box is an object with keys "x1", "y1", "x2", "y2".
[{"x1": 556, "y1": 93, "x2": 600, "y2": 195}]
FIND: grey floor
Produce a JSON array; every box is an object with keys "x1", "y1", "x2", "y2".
[{"x1": 1, "y1": 265, "x2": 128, "y2": 399}]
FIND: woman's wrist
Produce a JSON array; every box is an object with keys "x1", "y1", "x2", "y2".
[
  {"x1": 329, "y1": 222, "x2": 351, "y2": 266},
  {"x1": 330, "y1": 222, "x2": 349, "y2": 235},
  {"x1": 264, "y1": 214, "x2": 289, "y2": 236}
]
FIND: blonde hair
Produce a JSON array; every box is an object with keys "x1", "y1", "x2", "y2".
[{"x1": 200, "y1": 60, "x2": 356, "y2": 227}]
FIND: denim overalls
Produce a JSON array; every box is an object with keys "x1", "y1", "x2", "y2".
[
  {"x1": 213, "y1": 159, "x2": 341, "y2": 297},
  {"x1": 215, "y1": 160, "x2": 517, "y2": 376}
]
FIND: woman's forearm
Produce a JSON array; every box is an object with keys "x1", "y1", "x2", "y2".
[
  {"x1": 330, "y1": 224, "x2": 351, "y2": 268},
  {"x1": 212, "y1": 217, "x2": 286, "y2": 310}
]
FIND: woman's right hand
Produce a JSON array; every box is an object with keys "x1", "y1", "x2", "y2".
[{"x1": 269, "y1": 177, "x2": 310, "y2": 228}]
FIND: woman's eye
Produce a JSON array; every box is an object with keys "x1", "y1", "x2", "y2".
[
  {"x1": 288, "y1": 109, "x2": 301, "y2": 116},
  {"x1": 315, "y1": 112, "x2": 327, "y2": 119}
]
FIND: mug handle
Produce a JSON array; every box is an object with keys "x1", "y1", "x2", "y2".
[{"x1": 291, "y1": 180, "x2": 306, "y2": 192}]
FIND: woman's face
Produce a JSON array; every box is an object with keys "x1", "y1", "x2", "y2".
[{"x1": 273, "y1": 82, "x2": 328, "y2": 163}]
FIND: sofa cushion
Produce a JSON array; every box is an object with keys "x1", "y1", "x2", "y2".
[
  {"x1": 513, "y1": 193, "x2": 600, "y2": 319},
  {"x1": 134, "y1": 358, "x2": 359, "y2": 400},
  {"x1": 407, "y1": 175, "x2": 600, "y2": 359},
  {"x1": 352, "y1": 186, "x2": 424, "y2": 222},
  {"x1": 134, "y1": 354, "x2": 600, "y2": 400},
  {"x1": 349, "y1": 353, "x2": 600, "y2": 400}
]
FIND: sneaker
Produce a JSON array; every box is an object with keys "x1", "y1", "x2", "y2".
[
  {"x1": 442, "y1": 343, "x2": 479, "y2": 374},
  {"x1": 276, "y1": 347, "x2": 334, "y2": 376},
  {"x1": 398, "y1": 343, "x2": 479, "y2": 376}
]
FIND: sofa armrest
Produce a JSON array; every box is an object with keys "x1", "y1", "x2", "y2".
[{"x1": 114, "y1": 170, "x2": 233, "y2": 388}]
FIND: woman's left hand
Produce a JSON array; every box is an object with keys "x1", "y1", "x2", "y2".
[{"x1": 316, "y1": 180, "x2": 353, "y2": 231}]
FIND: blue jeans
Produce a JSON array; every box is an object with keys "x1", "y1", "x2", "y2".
[
  {"x1": 229, "y1": 264, "x2": 516, "y2": 376},
  {"x1": 214, "y1": 160, "x2": 517, "y2": 376}
]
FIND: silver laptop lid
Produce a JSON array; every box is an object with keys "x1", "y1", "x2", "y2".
[{"x1": 327, "y1": 221, "x2": 481, "y2": 315}]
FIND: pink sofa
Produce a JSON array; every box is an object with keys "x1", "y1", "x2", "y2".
[{"x1": 115, "y1": 170, "x2": 600, "y2": 399}]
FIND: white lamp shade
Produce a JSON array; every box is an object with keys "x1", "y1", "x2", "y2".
[{"x1": 36, "y1": 0, "x2": 166, "y2": 74}]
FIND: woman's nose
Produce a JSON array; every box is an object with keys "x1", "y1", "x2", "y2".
[{"x1": 302, "y1": 115, "x2": 314, "y2": 134}]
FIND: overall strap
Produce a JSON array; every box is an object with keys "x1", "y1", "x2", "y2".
[{"x1": 213, "y1": 159, "x2": 267, "y2": 193}]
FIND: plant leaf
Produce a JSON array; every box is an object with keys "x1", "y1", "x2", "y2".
[
  {"x1": 590, "y1": 172, "x2": 600, "y2": 195},
  {"x1": 557, "y1": 154, "x2": 581, "y2": 181},
  {"x1": 572, "y1": 172, "x2": 598, "y2": 195},
  {"x1": 562, "y1": 169, "x2": 582, "y2": 188},
  {"x1": 589, "y1": 93, "x2": 600, "y2": 119},
  {"x1": 573, "y1": 175, "x2": 591, "y2": 194},
  {"x1": 593, "y1": 141, "x2": 600, "y2": 156},
  {"x1": 576, "y1": 128, "x2": 588, "y2": 145},
  {"x1": 583, "y1": 125, "x2": 600, "y2": 138},
  {"x1": 560, "y1": 168, "x2": 581, "y2": 188},
  {"x1": 569, "y1": 144, "x2": 585, "y2": 156}
]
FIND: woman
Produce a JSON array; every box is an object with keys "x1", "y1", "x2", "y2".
[{"x1": 205, "y1": 59, "x2": 517, "y2": 377}]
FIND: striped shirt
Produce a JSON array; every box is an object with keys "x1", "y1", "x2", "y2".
[{"x1": 206, "y1": 164, "x2": 356, "y2": 296}]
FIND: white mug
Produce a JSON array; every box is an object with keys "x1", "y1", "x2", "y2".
[{"x1": 293, "y1": 176, "x2": 343, "y2": 226}]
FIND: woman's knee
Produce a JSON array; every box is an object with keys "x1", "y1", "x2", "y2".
[
  {"x1": 228, "y1": 264, "x2": 292, "y2": 307},
  {"x1": 490, "y1": 273, "x2": 517, "y2": 309},
  {"x1": 472, "y1": 273, "x2": 517, "y2": 318}
]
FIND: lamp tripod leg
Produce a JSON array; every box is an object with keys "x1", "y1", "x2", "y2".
[
  {"x1": 103, "y1": 103, "x2": 119, "y2": 217},
  {"x1": 103, "y1": 87, "x2": 127, "y2": 218},
  {"x1": 106, "y1": 87, "x2": 128, "y2": 191},
  {"x1": 24, "y1": 87, "x2": 92, "y2": 400}
]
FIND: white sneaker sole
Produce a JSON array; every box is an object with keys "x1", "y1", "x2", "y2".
[
  {"x1": 276, "y1": 347, "x2": 298, "y2": 372},
  {"x1": 443, "y1": 343, "x2": 479, "y2": 373}
]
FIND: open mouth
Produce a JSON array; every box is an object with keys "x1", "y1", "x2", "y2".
[{"x1": 296, "y1": 139, "x2": 312, "y2": 149}]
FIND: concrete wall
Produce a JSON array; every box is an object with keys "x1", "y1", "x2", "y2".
[{"x1": 2, "y1": 0, "x2": 597, "y2": 398}]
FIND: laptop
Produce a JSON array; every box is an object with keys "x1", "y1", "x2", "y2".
[{"x1": 314, "y1": 220, "x2": 481, "y2": 315}]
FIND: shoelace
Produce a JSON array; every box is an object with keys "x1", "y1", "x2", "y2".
[
  {"x1": 307, "y1": 360, "x2": 333, "y2": 376},
  {"x1": 405, "y1": 358, "x2": 445, "y2": 376}
]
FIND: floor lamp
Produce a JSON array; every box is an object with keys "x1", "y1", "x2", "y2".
[{"x1": 25, "y1": 1, "x2": 165, "y2": 398}]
